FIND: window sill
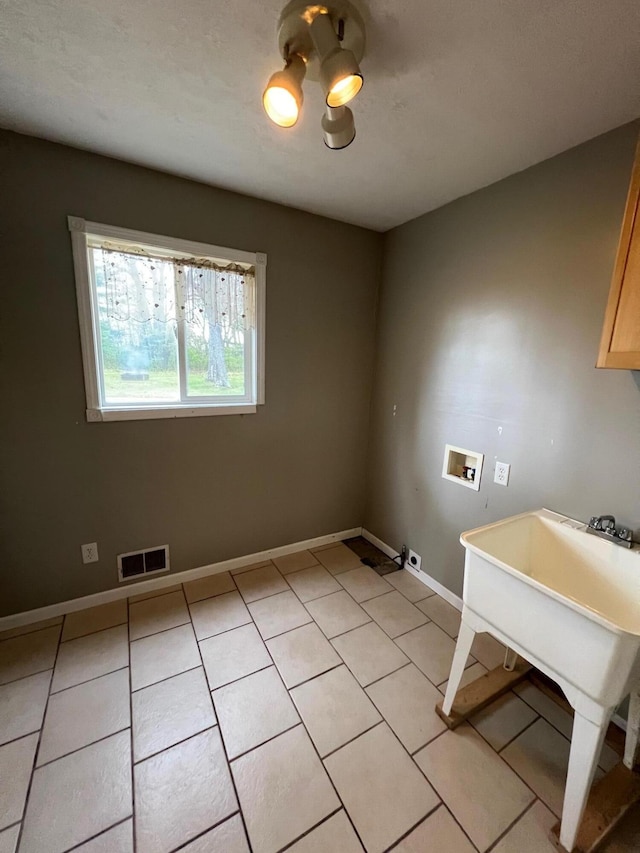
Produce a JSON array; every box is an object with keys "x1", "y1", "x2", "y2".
[{"x1": 87, "y1": 404, "x2": 257, "y2": 422}]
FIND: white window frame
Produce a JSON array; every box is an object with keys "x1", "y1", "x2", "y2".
[{"x1": 68, "y1": 216, "x2": 266, "y2": 422}]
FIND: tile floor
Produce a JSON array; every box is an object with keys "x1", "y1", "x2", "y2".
[{"x1": 1, "y1": 543, "x2": 639, "y2": 853}]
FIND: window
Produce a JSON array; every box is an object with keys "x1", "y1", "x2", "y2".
[{"x1": 68, "y1": 217, "x2": 265, "y2": 421}]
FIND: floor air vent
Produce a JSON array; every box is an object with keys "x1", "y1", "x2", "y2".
[{"x1": 118, "y1": 545, "x2": 170, "y2": 582}]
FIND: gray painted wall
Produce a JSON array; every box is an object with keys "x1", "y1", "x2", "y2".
[
  {"x1": 365, "y1": 121, "x2": 640, "y2": 597},
  {"x1": 0, "y1": 131, "x2": 382, "y2": 615}
]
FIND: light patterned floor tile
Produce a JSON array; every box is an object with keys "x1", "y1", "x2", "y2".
[
  {"x1": 0, "y1": 670, "x2": 51, "y2": 746},
  {"x1": 248, "y1": 591, "x2": 312, "y2": 640},
  {"x1": 331, "y1": 622, "x2": 408, "y2": 687},
  {"x1": 232, "y1": 725, "x2": 339, "y2": 853},
  {"x1": 491, "y1": 800, "x2": 557, "y2": 853},
  {"x1": 415, "y1": 724, "x2": 534, "y2": 851},
  {"x1": 189, "y1": 591, "x2": 251, "y2": 641},
  {"x1": 395, "y1": 622, "x2": 464, "y2": 686},
  {"x1": 366, "y1": 663, "x2": 447, "y2": 753},
  {"x1": 285, "y1": 565, "x2": 341, "y2": 602},
  {"x1": 183, "y1": 572, "x2": 236, "y2": 604},
  {"x1": 130, "y1": 624, "x2": 200, "y2": 691},
  {"x1": 291, "y1": 665, "x2": 381, "y2": 757},
  {"x1": 0, "y1": 825, "x2": 20, "y2": 853},
  {"x1": 325, "y1": 723, "x2": 439, "y2": 853},
  {"x1": 213, "y1": 666, "x2": 299, "y2": 759},
  {"x1": 393, "y1": 807, "x2": 476, "y2": 852},
  {"x1": 272, "y1": 550, "x2": 319, "y2": 575},
  {"x1": 470, "y1": 691, "x2": 538, "y2": 751},
  {"x1": 73, "y1": 819, "x2": 134, "y2": 852},
  {"x1": 267, "y1": 623, "x2": 341, "y2": 688},
  {"x1": 0, "y1": 626, "x2": 60, "y2": 686},
  {"x1": 62, "y1": 600, "x2": 128, "y2": 642},
  {"x1": 439, "y1": 661, "x2": 488, "y2": 693},
  {"x1": 361, "y1": 591, "x2": 428, "y2": 638},
  {"x1": 471, "y1": 631, "x2": 508, "y2": 669},
  {"x1": 129, "y1": 591, "x2": 190, "y2": 641},
  {"x1": 52, "y1": 625, "x2": 128, "y2": 693},
  {"x1": 385, "y1": 570, "x2": 435, "y2": 603},
  {"x1": 179, "y1": 814, "x2": 249, "y2": 853},
  {"x1": 132, "y1": 667, "x2": 215, "y2": 762},
  {"x1": 304, "y1": 591, "x2": 370, "y2": 639},
  {"x1": 234, "y1": 564, "x2": 289, "y2": 603},
  {"x1": 287, "y1": 811, "x2": 363, "y2": 852},
  {"x1": 313, "y1": 544, "x2": 362, "y2": 575},
  {"x1": 38, "y1": 668, "x2": 130, "y2": 765},
  {"x1": 336, "y1": 566, "x2": 393, "y2": 602},
  {"x1": 417, "y1": 595, "x2": 462, "y2": 637},
  {"x1": 0, "y1": 733, "x2": 38, "y2": 830},
  {"x1": 0, "y1": 617, "x2": 62, "y2": 642},
  {"x1": 19, "y1": 731, "x2": 131, "y2": 853},
  {"x1": 128, "y1": 584, "x2": 183, "y2": 604},
  {"x1": 200, "y1": 623, "x2": 271, "y2": 690},
  {"x1": 135, "y1": 728, "x2": 236, "y2": 853},
  {"x1": 501, "y1": 718, "x2": 570, "y2": 816}
]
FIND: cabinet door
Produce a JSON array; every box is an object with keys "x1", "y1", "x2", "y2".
[{"x1": 597, "y1": 138, "x2": 640, "y2": 369}]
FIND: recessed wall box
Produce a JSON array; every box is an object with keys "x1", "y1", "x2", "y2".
[{"x1": 442, "y1": 444, "x2": 484, "y2": 491}]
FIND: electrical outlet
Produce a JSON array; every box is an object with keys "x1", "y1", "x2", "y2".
[
  {"x1": 407, "y1": 549, "x2": 422, "y2": 572},
  {"x1": 494, "y1": 461, "x2": 510, "y2": 486},
  {"x1": 81, "y1": 542, "x2": 99, "y2": 564}
]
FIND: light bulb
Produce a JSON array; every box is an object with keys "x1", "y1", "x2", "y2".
[
  {"x1": 262, "y1": 55, "x2": 306, "y2": 128},
  {"x1": 327, "y1": 73, "x2": 363, "y2": 107}
]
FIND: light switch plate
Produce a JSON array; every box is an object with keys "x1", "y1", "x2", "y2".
[{"x1": 494, "y1": 462, "x2": 510, "y2": 486}]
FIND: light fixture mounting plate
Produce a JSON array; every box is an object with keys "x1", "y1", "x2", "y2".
[{"x1": 277, "y1": 0, "x2": 366, "y2": 81}]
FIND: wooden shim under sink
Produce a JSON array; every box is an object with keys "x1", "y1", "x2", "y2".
[
  {"x1": 434, "y1": 659, "x2": 532, "y2": 729},
  {"x1": 550, "y1": 762, "x2": 640, "y2": 853}
]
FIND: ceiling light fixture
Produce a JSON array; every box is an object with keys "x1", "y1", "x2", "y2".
[
  {"x1": 309, "y1": 12, "x2": 363, "y2": 107},
  {"x1": 321, "y1": 104, "x2": 356, "y2": 149},
  {"x1": 263, "y1": 1, "x2": 366, "y2": 149},
  {"x1": 262, "y1": 54, "x2": 306, "y2": 128}
]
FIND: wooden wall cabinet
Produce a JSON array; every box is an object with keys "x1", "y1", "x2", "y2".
[{"x1": 597, "y1": 138, "x2": 640, "y2": 369}]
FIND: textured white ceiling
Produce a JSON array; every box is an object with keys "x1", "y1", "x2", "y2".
[{"x1": 2, "y1": 0, "x2": 640, "y2": 231}]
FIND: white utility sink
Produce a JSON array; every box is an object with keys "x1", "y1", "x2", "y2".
[{"x1": 442, "y1": 508, "x2": 640, "y2": 852}]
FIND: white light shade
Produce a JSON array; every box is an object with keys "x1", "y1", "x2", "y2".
[
  {"x1": 310, "y1": 13, "x2": 363, "y2": 107},
  {"x1": 321, "y1": 105, "x2": 356, "y2": 149},
  {"x1": 262, "y1": 54, "x2": 306, "y2": 127}
]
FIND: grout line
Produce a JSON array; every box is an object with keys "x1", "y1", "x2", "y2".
[
  {"x1": 382, "y1": 801, "x2": 442, "y2": 852},
  {"x1": 126, "y1": 595, "x2": 137, "y2": 853},
  {"x1": 254, "y1": 617, "x2": 315, "y2": 643},
  {"x1": 134, "y1": 724, "x2": 218, "y2": 766},
  {"x1": 283, "y1": 662, "x2": 343, "y2": 692},
  {"x1": 170, "y1": 810, "x2": 242, "y2": 851},
  {"x1": 276, "y1": 806, "x2": 343, "y2": 852},
  {"x1": 207, "y1": 662, "x2": 274, "y2": 693},
  {"x1": 49, "y1": 665, "x2": 129, "y2": 697},
  {"x1": 60, "y1": 619, "x2": 128, "y2": 644},
  {"x1": 0, "y1": 622, "x2": 63, "y2": 646},
  {"x1": 483, "y1": 797, "x2": 539, "y2": 853},
  {"x1": 14, "y1": 609, "x2": 65, "y2": 852},
  {"x1": 191, "y1": 617, "x2": 255, "y2": 853},
  {"x1": 189, "y1": 617, "x2": 254, "y2": 645},
  {"x1": 227, "y1": 722, "x2": 301, "y2": 764},
  {"x1": 320, "y1": 720, "x2": 384, "y2": 761},
  {"x1": 128, "y1": 617, "x2": 193, "y2": 644},
  {"x1": 63, "y1": 816, "x2": 133, "y2": 852},
  {"x1": 131, "y1": 664, "x2": 202, "y2": 694},
  {"x1": 35, "y1": 727, "x2": 131, "y2": 770},
  {"x1": 497, "y1": 712, "x2": 541, "y2": 754},
  {"x1": 0, "y1": 664, "x2": 56, "y2": 689}
]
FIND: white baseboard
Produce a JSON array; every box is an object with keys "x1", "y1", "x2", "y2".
[
  {"x1": 361, "y1": 528, "x2": 463, "y2": 610},
  {"x1": 0, "y1": 526, "x2": 362, "y2": 631}
]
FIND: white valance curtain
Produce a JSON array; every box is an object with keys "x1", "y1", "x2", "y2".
[{"x1": 90, "y1": 241, "x2": 256, "y2": 334}]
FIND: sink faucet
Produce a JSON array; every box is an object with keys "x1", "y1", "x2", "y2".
[{"x1": 587, "y1": 515, "x2": 634, "y2": 549}]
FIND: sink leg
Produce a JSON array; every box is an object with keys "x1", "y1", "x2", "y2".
[
  {"x1": 560, "y1": 710, "x2": 611, "y2": 852},
  {"x1": 442, "y1": 621, "x2": 476, "y2": 716},
  {"x1": 624, "y1": 686, "x2": 640, "y2": 770},
  {"x1": 503, "y1": 648, "x2": 518, "y2": 671}
]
